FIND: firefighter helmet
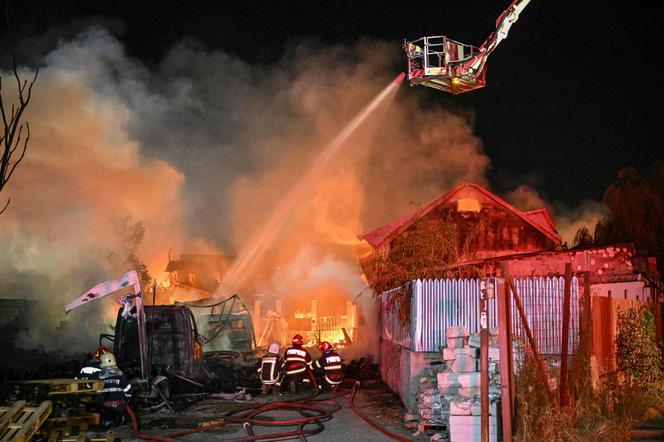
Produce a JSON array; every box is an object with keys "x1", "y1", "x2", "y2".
[
  {"x1": 94, "y1": 346, "x2": 113, "y2": 360},
  {"x1": 319, "y1": 341, "x2": 332, "y2": 353},
  {"x1": 292, "y1": 334, "x2": 304, "y2": 346},
  {"x1": 268, "y1": 342, "x2": 280, "y2": 354},
  {"x1": 99, "y1": 352, "x2": 117, "y2": 369}
]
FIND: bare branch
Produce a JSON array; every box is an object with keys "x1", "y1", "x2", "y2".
[
  {"x1": 4, "y1": 122, "x2": 28, "y2": 184},
  {"x1": 0, "y1": 197, "x2": 9, "y2": 215},
  {"x1": 0, "y1": 77, "x2": 8, "y2": 130},
  {"x1": 0, "y1": 57, "x2": 38, "y2": 215}
]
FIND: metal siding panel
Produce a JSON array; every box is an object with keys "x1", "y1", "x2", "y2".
[
  {"x1": 379, "y1": 276, "x2": 580, "y2": 355},
  {"x1": 414, "y1": 280, "x2": 422, "y2": 351}
]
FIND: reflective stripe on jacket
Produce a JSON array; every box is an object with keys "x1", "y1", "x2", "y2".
[
  {"x1": 284, "y1": 346, "x2": 312, "y2": 375},
  {"x1": 258, "y1": 355, "x2": 283, "y2": 385},
  {"x1": 315, "y1": 351, "x2": 344, "y2": 385}
]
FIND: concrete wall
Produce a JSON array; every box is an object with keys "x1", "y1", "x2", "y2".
[
  {"x1": 591, "y1": 280, "x2": 655, "y2": 302},
  {"x1": 379, "y1": 338, "x2": 440, "y2": 411}
]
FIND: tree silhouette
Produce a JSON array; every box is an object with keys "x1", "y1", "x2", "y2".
[
  {"x1": 585, "y1": 164, "x2": 664, "y2": 274},
  {"x1": 0, "y1": 58, "x2": 38, "y2": 214}
]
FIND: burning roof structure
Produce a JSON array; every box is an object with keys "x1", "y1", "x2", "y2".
[
  {"x1": 360, "y1": 182, "x2": 561, "y2": 252},
  {"x1": 357, "y1": 182, "x2": 562, "y2": 289},
  {"x1": 357, "y1": 182, "x2": 661, "y2": 299}
]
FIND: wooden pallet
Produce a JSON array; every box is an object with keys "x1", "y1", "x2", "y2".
[
  {"x1": 42, "y1": 414, "x2": 101, "y2": 429},
  {"x1": 18, "y1": 379, "x2": 104, "y2": 396},
  {"x1": 0, "y1": 400, "x2": 52, "y2": 442},
  {"x1": 41, "y1": 412, "x2": 117, "y2": 442},
  {"x1": 46, "y1": 426, "x2": 114, "y2": 442}
]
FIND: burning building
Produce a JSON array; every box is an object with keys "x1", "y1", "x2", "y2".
[
  {"x1": 357, "y1": 182, "x2": 663, "y2": 411},
  {"x1": 357, "y1": 182, "x2": 660, "y2": 296},
  {"x1": 165, "y1": 253, "x2": 359, "y2": 350},
  {"x1": 356, "y1": 182, "x2": 563, "y2": 291},
  {"x1": 165, "y1": 253, "x2": 235, "y2": 303}
]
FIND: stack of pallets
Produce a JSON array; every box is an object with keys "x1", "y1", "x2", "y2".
[
  {"x1": 18, "y1": 379, "x2": 104, "y2": 396},
  {"x1": 42, "y1": 414, "x2": 114, "y2": 442},
  {"x1": 0, "y1": 400, "x2": 52, "y2": 442}
]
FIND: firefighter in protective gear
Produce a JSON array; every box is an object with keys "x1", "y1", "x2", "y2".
[
  {"x1": 92, "y1": 352, "x2": 132, "y2": 426},
  {"x1": 314, "y1": 341, "x2": 344, "y2": 390},
  {"x1": 257, "y1": 343, "x2": 284, "y2": 394},
  {"x1": 283, "y1": 334, "x2": 312, "y2": 394}
]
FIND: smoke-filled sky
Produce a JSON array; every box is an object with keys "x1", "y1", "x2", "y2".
[{"x1": 0, "y1": 1, "x2": 660, "y2": 351}]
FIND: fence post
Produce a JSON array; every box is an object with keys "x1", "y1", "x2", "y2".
[
  {"x1": 498, "y1": 263, "x2": 514, "y2": 442},
  {"x1": 560, "y1": 263, "x2": 572, "y2": 408},
  {"x1": 480, "y1": 281, "x2": 490, "y2": 442},
  {"x1": 583, "y1": 271, "x2": 592, "y2": 353}
]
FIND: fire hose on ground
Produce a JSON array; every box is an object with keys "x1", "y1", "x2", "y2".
[
  {"x1": 126, "y1": 371, "x2": 413, "y2": 441},
  {"x1": 347, "y1": 381, "x2": 412, "y2": 442}
]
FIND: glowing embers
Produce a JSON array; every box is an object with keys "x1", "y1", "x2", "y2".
[{"x1": 405, "y1": 36, "x2": 487, "y2": 95}]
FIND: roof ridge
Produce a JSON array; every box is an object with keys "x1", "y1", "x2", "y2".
[{"x1": 361, "y1": 181, "x2": 561, "y2": 248}]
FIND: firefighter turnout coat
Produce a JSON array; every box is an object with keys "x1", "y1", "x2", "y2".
[
  {"x1": 96, "y1": 366, "x2": 132, "y2": 403},
  {"x1": 284, "y1": 345, "x2": 312, "y2": 380},
  {"x1": 257, "y1": 353, "x2": 284, "y2": 385},
  {"x1": 315, "y1": 350, "x2": 344, "y2": 386}
]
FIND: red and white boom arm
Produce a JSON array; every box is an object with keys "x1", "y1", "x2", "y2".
[
  {"x1": 65, "y1": 270, "x2": 141, "y2": 313},
  {"x1": 462, "y1": 0, "x2": 532, "y2": 75}
]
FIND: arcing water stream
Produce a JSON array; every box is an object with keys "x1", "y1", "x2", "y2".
[{"x1": 217, "y1": 73, "x2": 405, "y2": 296}]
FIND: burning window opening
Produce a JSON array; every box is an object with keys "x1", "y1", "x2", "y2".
[{"x1": 284, "y1": 299, "x2": 358, "y2": 349}]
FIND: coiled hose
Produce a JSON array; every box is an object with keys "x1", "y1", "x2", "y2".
[{"x1": 126, "y1": 371, "x2": 412, "y2": 441}]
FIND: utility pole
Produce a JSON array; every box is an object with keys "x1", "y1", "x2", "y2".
[
  {"x1": 560, "y1": 263, "x2": 572, "y2": 407},
  {"x1": 498, "y1": 262, "x2": 514, "y2": 442},
  {"x1": 480, "y1": 279, "x2": 494, "y2": 442}
]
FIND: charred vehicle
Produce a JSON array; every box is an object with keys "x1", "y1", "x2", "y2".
[
  {"x1": 101, "y1": 304, "x2": 204, "y2": 380},
  {"x1": 66, "y1": 271, "x2": 259, "y2": 392}
]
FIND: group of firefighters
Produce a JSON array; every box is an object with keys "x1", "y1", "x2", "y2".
[
  {"x1": 257, "y1": 334, "x2": 344, "y2": 395},
  {"x1": 77, "y1": 334, "x2": 343, "y2": 427}
]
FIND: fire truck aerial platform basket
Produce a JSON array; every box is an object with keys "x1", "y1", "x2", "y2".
[
  {"x1": 404, "y1": 36, "x2": 486, "y2": 94},
  {"x1": 403, "y1": 0, "x2": 532, "y2": 95}
]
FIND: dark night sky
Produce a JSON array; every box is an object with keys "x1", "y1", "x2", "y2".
[{"x1": 2, "y1": 0, "x2": 663, "y2": 206}]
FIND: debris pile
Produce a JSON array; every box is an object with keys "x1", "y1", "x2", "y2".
[
  {"x1": 416, "y1": 373, "x2": 447, "y2": 427},
  {"x1": 343, "y1": 356, "x2": 381, "y2": 383}
]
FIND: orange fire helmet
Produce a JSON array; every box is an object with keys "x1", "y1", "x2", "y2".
[
  {"x1": 94, "y1": 346, "x2": 113, "y2": 360},
  {"x1": 319, "y1": 341, "x2": 332, "y2": 353},
  {"x1": 292, "y1": 334, "x2": 304, "y2": 346}
]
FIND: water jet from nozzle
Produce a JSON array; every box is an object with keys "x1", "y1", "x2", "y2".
[{"x1": 217, "y1": 73, "x2": 405, "y2": 296}]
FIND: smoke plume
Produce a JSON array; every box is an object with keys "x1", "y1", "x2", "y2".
[
  {"x1": 1, "y1": 25, "x2": 493, "y2": 355},
  {"x1": 504, "y1": 184, "x2": 606, "y2": 246}
]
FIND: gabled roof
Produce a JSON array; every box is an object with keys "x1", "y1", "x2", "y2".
[
  {"x1": 361, "y1": 182, "x2": 562, "y2": 248},
  {"x1": 523, "y1": 208, "x2": 557, "y2": 236}
]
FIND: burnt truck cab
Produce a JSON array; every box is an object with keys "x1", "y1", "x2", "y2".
[
  {"x1": 71, "y1": 272, "x2": 257, "y2": 389},
  {"x1": 102, "y1": 304, "x2": 204, "y2": 381},
  {"x1": 101, "y1": 296, "x2": 259, "y2": 389}
]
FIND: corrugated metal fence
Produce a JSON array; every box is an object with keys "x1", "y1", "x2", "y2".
[{"x1": 381, "y1": 276, "x2": 579, "y2": 357}]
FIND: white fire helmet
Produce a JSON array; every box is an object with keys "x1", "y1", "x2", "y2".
[
  {"x1": 268, "y1": 343, "x2": 280, "y2": 354},
  {"x1": 99, "y1": 352, "x2": 117, "y2": 369}
]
